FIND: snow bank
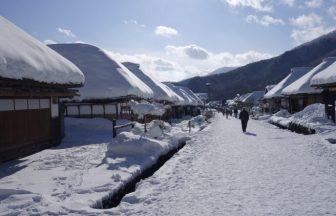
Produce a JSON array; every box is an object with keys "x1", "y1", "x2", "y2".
[
  {"x1": 269, "y1": 104, "x2": 335, "y2": 133},
  {"x1": 283, "y1": 57, "x2": 336, "y2": 95},
  {"x1": 264, "y1": 67, "x2": 312, "y2": 99},
  {"x1": 131, "y1": 101, "x2": 166, "y2": 119},
  {"x1": 123, "y1": 62, "x2": 184, "y2": 103},
  {"x1": 311, "y1": 57, "x2": 336, "y2": 87},
  {"x1": 49, "y1": 43, "x2": 153, "y2": 100},
  {"x1": 0, "y1": 16, "x2": 84, "y2": 85}
]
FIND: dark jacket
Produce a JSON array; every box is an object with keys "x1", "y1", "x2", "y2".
[{"x1": 239, "y1": 110, "x2": 249, "y2": 121}]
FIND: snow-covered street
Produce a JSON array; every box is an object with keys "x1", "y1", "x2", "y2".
[{"x1": 115, "y1": 114, "x2": 336, "y2": 216}]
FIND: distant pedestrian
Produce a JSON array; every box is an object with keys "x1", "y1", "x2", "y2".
[
  {"x1": 225, "y1": 108, "x2": 230, "y2": 119},
  {"x1": 239, "y1": 107, "x2": 249, "y2": 132},
  {"x1": 234, "y1": 108, "x2": 238, "y2": 118}
]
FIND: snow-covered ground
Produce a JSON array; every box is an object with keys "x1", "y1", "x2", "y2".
[
  {"x1": 0, "y1": 116, "x2": 208, "y2": 215},
  {"x1": 2, "y1": 113, "x2": 336, "y2": 215},
  {"x1": 113, "y1": 114, "x2": 336, "y2": 215}
]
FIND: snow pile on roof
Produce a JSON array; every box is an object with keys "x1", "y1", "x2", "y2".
[
  {"x1": 131, "y1": 101, "x2": 166, "y2": 118},
  {"x1": 165, "y1": 83, "x2": 202, "y2": 105},
  {"x1": 241, "y1": 91, "x2": 264, "y2": 104},
  {"x1": 283, "y1": 58, "x2": 336, "y2": 95},
  {"x1": 123, "y1": 62, "x2": 184, "y2": 102},
  {"x1": 49, "y1": 43, "x2": 153, "y2": 100},
  {"x1": 0, "y1": 16, "x2": 84, "y2": 85},
  {"x1": 311, "y1": 57, "x2": 336, "y2": 87},
  {"x1": 265, "y1": 84, "x2": 276, "y2": 93},
  {"x1": 264, "y1": 67, "x2": 312, "y2": 99}
]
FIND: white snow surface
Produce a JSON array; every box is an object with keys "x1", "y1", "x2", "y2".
[
  {"x1": 283, "y1": 57, "x2": 336, "y2": 95},
  {"x1": 123, "y1": 62, "x2": 184, "y2": 102},
  {"x1": 165, "y1": 83, "x2": 202, "y2": 105},
  {"x1": 0, "y1": 16, "x2": 84, "y2": 85},
  {"x1": 264, "y1": 67, "x2": 312, "y2": 99},
  {"x1": 131, "y1": 101, "x2": 166, "y2": 119},
  {"x1": 311, "y1": 57, "x2": 336, "y2": 87},
  {"x1": 49, "y1": 43, "x2": 153, "y2": 100},
  {"x1": 113, "y1": 114, "x2": 336, "y2": 215},
  {"x1": 0, "y1": 115, "x2": 207, "y2": 215},
  {"x1": 241, "y1": 91, "x2": 264, "y2": 104},
  {"x1": 269, "y1": 103, "x2": 335, "y2": 133}
]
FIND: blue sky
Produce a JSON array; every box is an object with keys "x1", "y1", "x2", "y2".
[{"x1": 1, "y1": 0, "x2": 336, "y2": 81}]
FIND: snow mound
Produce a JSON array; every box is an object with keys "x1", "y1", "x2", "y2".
[
  {"x1": 49, "y1": 43, "x2": 153, "y2": 100},
  {"x1": 190, "y1": 115, "x2": 206, "y2": 126},
  {"x1": 274, "y1": 109, "x2": 291, "y2": 118},
  {"x1": 290, "y1": 104, "x2": 332, "y2": 129},
  {"x1": 0, "y1": 16, "x2": 84, "y2": 85},
  {"x1": 108, "y1": 132, "x2": 169, "y2": 156},
  {"x1": 131, "y1": 101, "x2": 166, "y2": 119},
  {"x1": 146, "y1": 120, "x2": 172, "y2": 139}
]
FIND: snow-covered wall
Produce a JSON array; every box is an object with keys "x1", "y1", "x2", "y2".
[{"x1": 0, "y1": 16, "x2": 84, "y2": 85}]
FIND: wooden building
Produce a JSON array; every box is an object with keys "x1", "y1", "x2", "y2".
[
  {"x1": 0, "y1": 16, "x2": 84, "y2": 162},
  {"x1": 49, "y1": 43, "x2": 154, "y2": 121},
  {"x1": 311, "y1": 57, "x2": 336, "y2": 122},
  {"x1": 263, "y1": 67, "x2": 311, "y2": 113},
  {"x1": 282, "y1": 58, "x2": 336, "y2": 113}
]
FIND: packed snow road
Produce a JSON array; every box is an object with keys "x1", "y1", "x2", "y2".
[{"x1": 114, "y1": 114, "x2": 336, "y2": 216}]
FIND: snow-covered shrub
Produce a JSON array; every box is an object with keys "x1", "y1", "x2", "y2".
[
  {"x1": 190, "y1": 115, "x2": 206, "y2": 126},
  {"x1": 274, "y1": 109, "x2": 291, "y2": 118}
]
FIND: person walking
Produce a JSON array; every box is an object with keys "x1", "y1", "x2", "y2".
[
  {"x1": 234, "y1": 108, "x2": 238, "y2": 118},
  {"x1": 239, "y1": 107, "x2": 249, "y2": 132}
]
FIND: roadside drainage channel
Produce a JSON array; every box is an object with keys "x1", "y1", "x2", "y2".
[
  {"x1": 269, "y1": 121, "x2": 315, "y2": 135},
  {"x1": 92, "y1": 139, "x2": 188, "y2": 209}
]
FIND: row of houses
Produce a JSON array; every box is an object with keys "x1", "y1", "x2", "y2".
[
  {"x1": 262, "y1": 57, "x2": 336, "y2": 121},
  {"x1": 0, "y1": 16, "x2": 202, "y2": 162}
]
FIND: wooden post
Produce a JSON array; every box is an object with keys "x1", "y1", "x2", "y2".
[
  {"x1": 144, "y1": 115, "x2": 147, "y2": 133},
  {"x1": 112, "y1": 119, "x2": 117, "y2": 138},
  {"x1": 116, "y1": 104, "x2": 119, "y2": 119},
  {"x1": 188, "y1": 120, "x2": 191, "y2": 133}
]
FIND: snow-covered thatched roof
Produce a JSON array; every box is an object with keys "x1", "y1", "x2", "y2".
[
  {"x1": 241, "y1": 91, "x2": 264, "y2": 104},
  {"x1": 49, "y1": 43, "x2": 153, "y2": 100},
  {"x1": 311, "y1": 57, "x2": 336, "y2": 87},
  {"x1": 263, "y1": 67, "x2": 312, "y2": 99},
  {"x1": 122, "y1": 62, "x2": 183, "y2": 103},
  {"x1": 165, "y1": 83, "x2": 202, "y2": 105},
  {"x1": 283, "y1": 57, "x2": 336, "y2": 95},
  {"x1": 265, "y1": 85, "x2": 276, "y2": 93},
  {"x1": 0, "y1": 16, "x2": 84, "y2": 85}
]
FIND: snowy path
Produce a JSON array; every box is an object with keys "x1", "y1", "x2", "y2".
[{"x1": 114, "y1": 115, "x2": 336, "y2": 216}]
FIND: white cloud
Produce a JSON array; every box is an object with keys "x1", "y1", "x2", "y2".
[
  {"x1": 290, "y1": 13, "x2": 322, "y2": 28},
  {"x1": 246, "y1": 15, "x2": 285, "y2": 26},
  {"x1": 106, "y1": 44, "x2": 273, "y2": 82},
  {"x1": 305, "y1": 0, "x2": 323, "y2": 8},
  {"x1": 223, "y1": 0, "x2": 273, "y2": 12},
  {"x1": 57, "y1": 27, "x2": 76, "y2": 38},
  {"x1": 165, "y1": 44, "x2": 210, "y2": 60},
  {"x1": 328, "y1": 5, "x2": 336, "y2": 20},
  {"x1": 43, "y1": 39, "x2": 56, "y2": 44},
  {"x1": 154, "y1": 26, "x2": 178, "y2": 37},
  {"x1": 291, "y1": 26, "x2": 334, "y2": 44},
  {"x1": 281, "y1": 0, "x2": 295, "y2": 6},
  {"x1": 123, "y1": 19, "x2": 146, "y2": 27}
]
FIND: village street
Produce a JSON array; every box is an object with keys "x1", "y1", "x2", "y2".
[{"x1": 114, "y1": 114, "x2": 336, "y2": 216}]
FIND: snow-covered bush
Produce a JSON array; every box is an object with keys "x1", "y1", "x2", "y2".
[{"x1": 274, "y1": 109, "x2": 291, "y2": 118}]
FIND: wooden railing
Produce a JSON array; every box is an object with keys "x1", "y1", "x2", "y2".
[{"x1": 112, "y1": 119, "x2": 135, "y2": 138}]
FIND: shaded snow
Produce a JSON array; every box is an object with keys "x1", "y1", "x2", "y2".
[
  {"x1": 49, "y1": 43, "x2": 153, "y2": 100},
  {"x1": 311, "y1": 57, "x2": 336, "y2": 87},
  {"x1": 0, "y1": 16, "x2": 84, "y2": 85},
  {"x1": 123, "y1": 62, "x2": 184, "y2": 103},
  {"x1": 264, "y1": 67, "x2": 312, "y2": 99}
]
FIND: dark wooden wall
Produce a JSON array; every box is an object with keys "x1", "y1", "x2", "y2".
[{"x1": 0, "y1": 109, "x2": 52, "y2": 162}]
